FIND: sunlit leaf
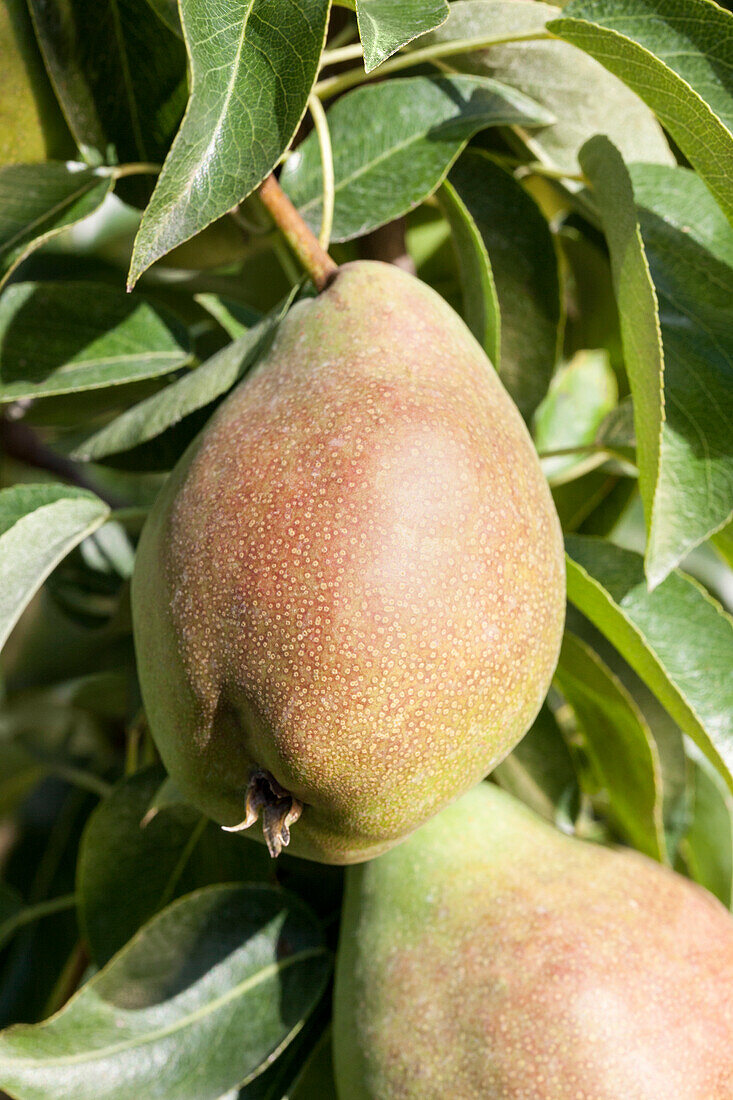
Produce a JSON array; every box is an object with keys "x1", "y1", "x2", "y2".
[
  {"x1": 0, "y1": 162, "x2": 113, "y2": 288},
  {"x1": 565, "y1": 535, "x2": 733, "y2": 794},
  {"x1": 581, "y1": 138, "x2": 733, "y2": 586},
  {"x1": 0, "y1": 885, "x2": 331, "y2": 1100},
  {"x1": 281, "y1": 74, "x2": 553, "y2": 242},
  {"x1": 0, "y1": 282, "x2": 191, "y2": 402},
  {"x1": 550, "y1": 0, "x2": 733, "y2": 220},
  {"x1": 128, "y1": 0, "x2": 331, "y2": 285},
  {"x1": 78, "y1": 768, "x2": 271, "y2": 966},
  {"x1": 357, "y1": 0, "x2": 448, "y2": 71},
  {"x1": 422, "y1": 0, "x2": 673, "y2": 174},
  {"x1": 535, "y1": 349, "x2": 618, "y2": 484},
  {"x1": 74, "y1": 290, "x2": 296, "y2": 463},
  {"x1": 0, "y1": 485, "x2": 109, "y2": 654}
]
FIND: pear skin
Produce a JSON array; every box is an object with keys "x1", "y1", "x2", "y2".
[
  {"x1": 132, "y1": 262, "x2": 564, "y2": 863},
  {"x1": 333, "y1": 782, "x2": 733, "y2": 1098}
]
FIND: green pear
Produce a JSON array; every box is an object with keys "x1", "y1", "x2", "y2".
[
  {"x1": 132, "y1": 261, "x2": 564, "y2": 863},
  {"x1": 333, "y1": 782, "x2": 733, "y2": 1098}
]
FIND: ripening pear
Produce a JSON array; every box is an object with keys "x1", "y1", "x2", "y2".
[
  {"x1": 132, "y1": 261, "x2": 564, "y2": 863},
  {"x1": 333, "y1": 782, "x2": 733, "y2": 1099}
]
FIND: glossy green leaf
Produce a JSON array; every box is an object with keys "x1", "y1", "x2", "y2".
[
  {"x1": 74, "y1": 291, "x2": 295, "y2": 462},
  {"x1": 0, "y1": 484, "x2": 109, "y2": 654},
  {"x1": 565, "y1": 535, "x2": 733, "y2": 794},
  {"x1": 422, "y1": 0, "x2": 672, "y2": 174},
  {"x1": 437, "y1": 178, "x2": 499, "y2": 365},
  {"x1": 0, "y1": 884, "x2": 331, "y2": 1100},
  {"x1": 581, "y1": 138, "x2": 733, "y2": 586},
  {"x1": 357, "y1": 0, "x2": 448, "y2": 71},
  {"x1": 535, "y1": 349, "x2": 618, "y2": 484},
  {"x1": 128, "y1": 0, "x2": 331, "y2": 286},
  {"x1": 549, "y1": 0, "x2": 733, "y2": 221},
  {"x1": 27, "y1": 0, "x2": 186, "y2": 179},
  {"x1": 555, "y1": 631, "x2": 665, "y2": 860},
  {"x1": 0, "y1": 282, "x2": 191, "y2": 403},
  {"x1": 78, "y1": 768, "x2": 271, "y2": 966},
  {"x1": 0, "y1": 0, "x2": 71, "y2": 165},
  {"x1": 447, "y1": 149, "x2": 561, "y2": 420},
  {"x1": 0, "y1": 162, "x2": 113, "y2": 289},
  {"x1": 492, "y1": 704, "x2": 577, "y2": 824},
  {"x1": 281, "y1": 74, "x2": 554, "y2": 242},
  {"x1": 680, "y1": 747, "x2": 733, "y2": 909}
]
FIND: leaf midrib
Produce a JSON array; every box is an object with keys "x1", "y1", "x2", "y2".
[{"x1": 3, "y1": 946, "x2": 327, "y2": 1069}]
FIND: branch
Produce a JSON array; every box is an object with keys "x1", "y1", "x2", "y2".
[{"x1": 257, "y1": 173, "x2": 337, "y2": 292}]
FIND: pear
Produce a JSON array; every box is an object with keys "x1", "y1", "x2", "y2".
[
  {"x1": 131, "y1": 261, "x2": 564, "y2": 863},
  {"x1": 333, "y1": 782, "x2": 733, "y2": 1099}
]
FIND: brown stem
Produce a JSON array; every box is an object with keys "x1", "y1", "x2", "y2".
[
  {"x1": 360, "y1": 218, "x2": 416, "y2": 274},
  {"x1": 1, "y1": 416, "x2": 123, "y2": 507},
  {"x1": 258, "y1": 173, "x2": 337, "y2": 292}
]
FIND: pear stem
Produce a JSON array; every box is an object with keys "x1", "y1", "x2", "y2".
[{"x1": 258, "y1": 174, "x2": 338, "y2": 292}]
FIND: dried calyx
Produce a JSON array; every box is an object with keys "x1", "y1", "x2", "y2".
[{"x1": 223, "y1": 769, "x2": 303, "y2": 857}]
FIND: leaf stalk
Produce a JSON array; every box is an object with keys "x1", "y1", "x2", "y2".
[{"x1": 257, "y1": 174, "x2": 337, "y2": 292}]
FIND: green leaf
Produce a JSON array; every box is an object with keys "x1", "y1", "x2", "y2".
[
  {"x1": 0, "y1": 162, "x2": 113, "y2": 289},
  {"x1": 0, "y1": 740, "x2": 45, "y2": 817},
  {"x1": 128, "y1": 0, "x2": 331, "y2": 286},
  {"x1": 78, "y1": 768, "x2": 271, "y2": 966},
  {"x1": 195, "y1": 295, "x2": 261, "y2": 340},
  {"x1": 447, "y1": 149, "x2": 561, "y2": 421},
  {"x1": 0, "y1": 884, "x2": 24, "y2": 949},
  {"x1": 0, "y1": 891, "x2": 77, "y2": 953},
  {"x1": 0, "y1": 484, "x2": 109, "y2": 654},
  {"x1": 0, "y1": 884, "x2": 331, "y2": 1100},
  {"x1": 27, "y1": 0, "x2": 186, "y2": 180},
  {"x1": 680, "y1": 747, "x2": 733, "y2": 910},
  {"x1": 629, "y1": 161, "x2": 733, "y2": 269},
  {"x1": 437, "y1": 178, "x2": 499, "y2": 367},
  {"x1": 280, "y1": 74, "x2": 554, "y2": 242},
  {"x1": 565, "y1": 535, "x2": 733, "y2": 795},
  {"x1": 422, "y1": 0, "x2": 673, "y2": 174},
  {"x1": 492, "y1": 704, "x2": 577, "y2": 824},
  {"x1": 357, "y1": 0, "x2": 448, "y2": 71},
  {"x1": 288, "y1": 1027, "x2": 337, "y2": 1099},
  {"x1": 143, "y1": 0, "x2": 182, "y2": 36},
  {"x1": 581, "y1": 138, "x2": 733, "y2": 586},
  {"x1": 232, "y1": 1014, "x2": 332, "y2": 1099},
  {"x1": 74, "y1": 291, "x2": 295, "y2": 462},
  {"x1": 549, "y1": 0, "x2": 733, "y2": 221},
  {"x1": 594, "y1": 397, "x2": 635, "y2": 460},
  {"x1": 559, "y1": 226, "x2": 622, "y2": 369},
  {"x1": 555, "y1": 631, "x2": 665, "y2": 860},
  {"x1": 0, "y1": 282, "x2": 191, "y2": 403},
  {"x1": 564, "y1": 603, "x2": 690, "y2": 861},
  {"x1": 0, "y1": 0, "x2": 72, "y2": 165},
  {"x1": 535, "y1": 349, "x2": 618, "y2": 484},
  {"x1": 713, "y1": 520, "x2": 733, "y2": 571}
]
